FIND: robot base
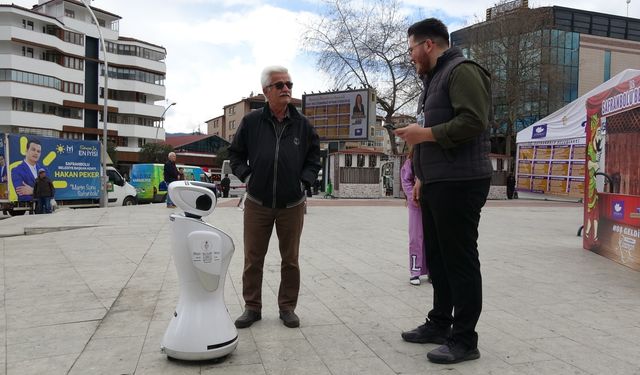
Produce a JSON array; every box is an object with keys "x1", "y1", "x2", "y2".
[{"x1": 162, "y1": 336, "x2": 238, "y2": 361}]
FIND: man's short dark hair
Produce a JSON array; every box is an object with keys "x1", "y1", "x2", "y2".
[
  {"x1": 26, "y1": 137, "x2": 42, "y2": 150},
  {"x1": 407, "y1": 18, "x2": 449, "y2": 47}
]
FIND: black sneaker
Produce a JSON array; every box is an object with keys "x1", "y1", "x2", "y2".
[
  {"x1": 427, "y1": 339, "x2": 480, "y2": 364},
  {"x1": 234, "y1": 309, "x2": 261, "y2": 328},
  {"x1": 401, "y1": 322, "x2": 450, "y2": 344},
  {"x1": 279, "y1": 310, "x2": 300, "y2": 328}
]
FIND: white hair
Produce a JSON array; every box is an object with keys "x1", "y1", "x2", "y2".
[{"x1": 260, "y1": 65, "x2": 289, "y2": 88}]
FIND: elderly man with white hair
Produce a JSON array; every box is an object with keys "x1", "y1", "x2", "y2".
[
  {"x1": 163, "y1": 151, "x2": 179, "y2": 208},
  {"x1": 229, "y1": 66, "x2": 321, "y2": 329}
]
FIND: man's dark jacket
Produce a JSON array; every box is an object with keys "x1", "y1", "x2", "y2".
[
  {"x1": 228, "y1": 102, "x2": 321, "y2": 209},
  {"x1": 33, "y1": 176, "x2": 54, "y2": 198},
  {"x1": 164, "y1": 160, "x2": 178, "y2": 183},
  {"x1": 414, "y1": 47, "x2": 493, "y2": 184},
  {"x1": 220, "y1": 177, "x2": 230, "y2": 191}
]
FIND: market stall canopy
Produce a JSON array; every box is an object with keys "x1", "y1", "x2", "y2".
[{"x1": 516, "y1": 69, "x2": 640, "y2": 145}]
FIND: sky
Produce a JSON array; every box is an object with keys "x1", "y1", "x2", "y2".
[{"x1": 9, "y1": 0, "x2": 640, "y2": 134}]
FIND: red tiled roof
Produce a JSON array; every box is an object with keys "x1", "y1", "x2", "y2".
[{"x1": 164, "y1": 134, "x2": 212, "y2": 148}]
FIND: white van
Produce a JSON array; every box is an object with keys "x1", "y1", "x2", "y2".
[{"x1": 106, "y1": 167, "x2": 138, "y2": 206}]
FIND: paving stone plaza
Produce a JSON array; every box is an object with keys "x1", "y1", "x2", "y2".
[{"x1": 0, "y1": 198, "x2": 639, "y2": 374}]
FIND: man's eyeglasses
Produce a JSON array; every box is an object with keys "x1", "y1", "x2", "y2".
[
  {"x1": 266, "y1": 81, "x2": 293, "y2": 90},
  {"x1": 407, "y1": 39, "x2": 428, "y2": 54}
]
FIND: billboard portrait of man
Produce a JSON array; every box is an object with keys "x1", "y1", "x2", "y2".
[{"x1": 11, "y1": 137, "x2": 45, "y2": 202}]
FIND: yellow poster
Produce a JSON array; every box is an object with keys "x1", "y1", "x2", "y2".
[
  {"x1": 549, "y1": 178, "x2": 568, "y2": 194},
  {"x1": 572, "y1": 145, "x2": 586, "y2": 159},
  {"x1": 518, "y1": 161, "x2": 532, "y2": 174},
  {"x1": 568, "y1": 178, "x2": 584, "y2": 195},
  {"x1": 517, "y1": 176, "x2": 531, "y2": 190},
  {"x1": 552, "y1": 145, "x2": 571, "y2": 159},
  {"x1": 570, "y1": 161, "x2": 585, "y2": 177},
  {"x1": 535, "y1": 146, "x2": 552, "y2": 160},
  {"x1": 519, "y1": 146, "x2": 534, "y2": 160},
  {"x1": 532, "y1": 176, "x2": 548, "y2": 192},
  {"x1": 550, "y1": 161, "x2": 569, "y2": 176},
  {"x1": 533, "y1": 161, "x2": 550, "y2": 175}
]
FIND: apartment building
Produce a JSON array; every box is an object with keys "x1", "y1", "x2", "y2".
[
  {"x1": 452, "y1": 3, "x2": 640, "y2": 136},
  {"x1": 206, "y1": 93, "x2": 302, "y2": 142},
  {"x1": 206, "y1": 114, "x2": 224, "y2": 139},
  {"x1": 0, "y1": 0, "x2": 167, "y2": 163}
]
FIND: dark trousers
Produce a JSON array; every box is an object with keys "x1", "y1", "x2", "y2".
[
  {"x1": 242, "y1": 198, "x2": 305, "y2": 312},
  {"x1": 36, "y1": 197, "x2": 52, "y2": 214},
  {"x1": 420, "y1": 178, "x2": 490, "y2": 349}
]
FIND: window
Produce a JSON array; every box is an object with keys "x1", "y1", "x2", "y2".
[
  {"x1": 65, "y1": 9, "x2": 75, "y2": 18},
  {"x1": 357, "y1": 154, "x2": 365, "y2": 167},
  {"x1": 22, "y1": 20, "x2": 34, "y2": 30},
  {"x1": 229, "y1": 120, "x2": 236, "y2": 129},
  {"x1": 22, "y1": 47, "x2": 34, "y2": 58},
  {"x1": 344, "y1": 154, "x2": 352, "y2": 167},
  {"x1": 107, "y1": 169, "x2": 124, "y2": 186},
  {"x1": 368, "y1": 155, "x2": 377, "y2": 168}
]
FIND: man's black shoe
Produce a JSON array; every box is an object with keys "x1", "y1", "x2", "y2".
[
  {"x1": 279, "y1": 310, "x2": 300, "y2": 328},
  {"x1": 234, "y1": 309, "x2": 261, "y2": 328},
  {"x1": 401, "y1": 322, "x2": 450, "y2": 344},
  {"x1": 427, "y1": 339, "x2": 480, "y2": 364}
]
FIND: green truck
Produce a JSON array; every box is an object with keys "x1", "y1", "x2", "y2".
[{"x1": 129, "y1": 163, "x2": 206, "y2": 203}]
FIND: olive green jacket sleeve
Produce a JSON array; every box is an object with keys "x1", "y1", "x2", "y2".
[{"x1": 430, "y1": 62, "x2": 491, "y2": 149}]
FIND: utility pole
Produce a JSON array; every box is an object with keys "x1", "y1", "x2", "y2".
[{"x1": 81, "y1": 0, "x2": 109, "y2": 208}]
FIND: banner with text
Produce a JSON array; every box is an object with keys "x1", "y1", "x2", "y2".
[{"x1": 7, "y1": 134, "x2": 101, "y2": 201}]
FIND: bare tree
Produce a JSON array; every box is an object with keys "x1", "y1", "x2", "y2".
[
  {"x1": 456, "y1": 3, "x2": 562, "y2": 167},
  {"x1": 303, "y1": 0, "x2": 421, "y2": 155}
]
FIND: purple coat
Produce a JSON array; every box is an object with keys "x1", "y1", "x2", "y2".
[{"x1": 400, "y1": 158, "x2": 428, "y2": 277}]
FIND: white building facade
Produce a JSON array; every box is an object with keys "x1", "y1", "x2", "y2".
[{"x1": 0, "y1": 0, "x2": 167, "y2": 161}]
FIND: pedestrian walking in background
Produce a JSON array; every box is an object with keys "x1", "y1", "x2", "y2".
[
  {"x1": 33, "y1": 168, "x2": 54, "y2": 214},
  {"x1": 507, "y1": 173, "x2": 516, "y2": 199},
  {"x1": 163, "y1": 152, "x2": 179, "y2": 208},
  {"x1": 229, "y1": 65, "x2": 321, "y2": 329},
  {"x1": 396, "y1": 17, "x2": 493, "y2": 364},
  {"x1": 400, "y1": 147, "x2": 429, "y2": 285},
  {"x1": 220, "y1": 174, "x2": 231, "y2": 198}
]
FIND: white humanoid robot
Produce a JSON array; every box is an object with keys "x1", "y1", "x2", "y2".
[{"x1": 161, "y1": 180, "x2": 238, "y2": 360}]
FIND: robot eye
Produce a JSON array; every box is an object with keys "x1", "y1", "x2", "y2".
[{"x1": 196, "y1": 194, "x2": 212, "y2": 211}]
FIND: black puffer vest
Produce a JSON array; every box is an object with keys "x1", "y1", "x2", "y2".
[{"x1": 414, "y1": 47, "x2": 493, "y2": 184}]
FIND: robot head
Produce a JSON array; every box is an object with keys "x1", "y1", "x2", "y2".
[{"x1": 168, "y1": 180, "x2": 217, "y2": 218}]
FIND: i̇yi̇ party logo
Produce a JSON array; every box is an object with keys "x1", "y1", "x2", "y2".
[
  {"x1": 612, "y1": 200, "x2": 624, "y2": 220},
  {"x1": 532, "y1": 124, "x2": 547, "y2": 139}
]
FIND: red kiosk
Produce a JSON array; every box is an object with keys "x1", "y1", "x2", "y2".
[{"x1": 584, "y1": 74, "x2": 640, "y2": 270}]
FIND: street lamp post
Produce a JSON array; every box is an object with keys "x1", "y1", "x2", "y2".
[
  {"x1": 81, "y1": 0, "x2": 109, "y2": 208},
  {"x1": 155, "y1": 102, "x2": 177, "y2": 142}
]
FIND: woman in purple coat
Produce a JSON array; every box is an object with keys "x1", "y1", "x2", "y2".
[{"x1": 401, "y1": 147, "x2": 429, "y2": 285}]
